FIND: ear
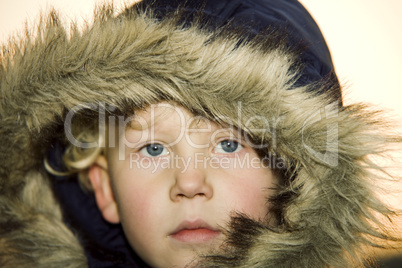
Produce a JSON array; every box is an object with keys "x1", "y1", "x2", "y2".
[{"x1": 88, "y1": 155, "x2": 120, "y2": 224}]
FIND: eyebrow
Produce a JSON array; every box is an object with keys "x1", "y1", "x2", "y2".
[
  {"x1": 186, "y1": 117, "x2": 215, "y2": 134},
  {"x1": 128, "y1": 111, "x2": 168, "y2": 131}
]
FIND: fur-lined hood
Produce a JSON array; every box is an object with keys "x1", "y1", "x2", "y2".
[{"x1": 0, "y1": 2, "x2": 400, "y2": 268}]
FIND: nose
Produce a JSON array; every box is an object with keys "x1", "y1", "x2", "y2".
[{"x1": 169, "y1": 155, "x2": 213, "y2": 201}]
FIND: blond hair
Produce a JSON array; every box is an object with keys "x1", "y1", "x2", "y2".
[{"x1": 45, "y1": 115, "x2": 105, "y2": 190}]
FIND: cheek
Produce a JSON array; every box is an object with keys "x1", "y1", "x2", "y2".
[
  {"x1": 219, "y1": 166, "x2": 275, "y2": 220},
  {"x1": 109, "y1": 157, "x2": 167, "y2": 222},
  {"x1": 112, "y1": 178, "x2": 170, "y2": 265},
  {"x1": 119, "y1": 187, "x2": 151, "y2": 223},
  {"x1": 109, "y1": 168, "x2": 165, "y2": 245}
]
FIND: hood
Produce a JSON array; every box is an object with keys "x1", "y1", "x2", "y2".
[
  {"x1": 138, "y1": 0, "x2": 340, "y2": 94},
  {"x1": 0, "y1": 2, "x2": 399, "y2": 268}
]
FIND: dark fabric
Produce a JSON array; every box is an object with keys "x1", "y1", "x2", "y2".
[
  {"x1": 51, "y1": 0, "x2": 339, "y2": 267},
  {"x1": 367, "y1": 256, "x2": 402, "y2": 268}
]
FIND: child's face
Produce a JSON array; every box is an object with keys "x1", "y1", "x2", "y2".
[{"x1": 90, "y1": 103, "x2": 277, "y2": 268}]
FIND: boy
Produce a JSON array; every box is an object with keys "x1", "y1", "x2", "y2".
[
  {"x1": 0, "y1": 0, "x2": 400, "y2": 267},
  {"x1": 83, "y1": 102, "x2": 279, "y2": 267}
]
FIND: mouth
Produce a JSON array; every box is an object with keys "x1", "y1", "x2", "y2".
[{"x1": 170, "y1": 220, "x2": 221, "y2": 243}]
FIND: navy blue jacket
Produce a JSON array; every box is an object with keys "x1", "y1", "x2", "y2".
[{"x1": 51, "y1": 1, "x2": 338, "y2": 267}]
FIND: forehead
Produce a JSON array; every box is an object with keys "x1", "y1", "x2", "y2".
[{"x1": 129, "y1": 103, "x2": 224, "y2": 134}]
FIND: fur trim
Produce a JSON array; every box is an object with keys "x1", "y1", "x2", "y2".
[
  {"x1": 0, "y1": 171, "x2": 87, "y2": 267},
  {"x1": 0, "y1": 4, "x2": 400, "y2": 267}
]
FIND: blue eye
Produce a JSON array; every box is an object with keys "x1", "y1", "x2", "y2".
[
  {"x1": 215, "y1": 140, "x2": 242, "y2": 154},
  {"x1": 140, "y1": 143, "x2": 169, "y2": 157}
]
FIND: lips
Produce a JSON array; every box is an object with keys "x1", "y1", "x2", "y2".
[{"x1": 170, "y1": 220, "x2": 221, "y2": 243}]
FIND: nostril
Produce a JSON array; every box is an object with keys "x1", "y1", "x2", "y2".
[{"x1": 177, "y1": 192, "x2": 205, "y2": 199}]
